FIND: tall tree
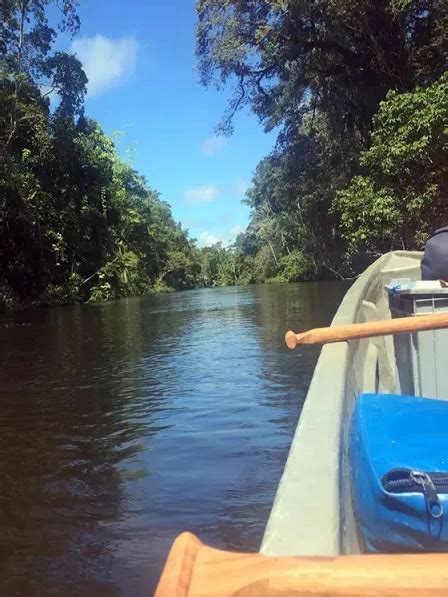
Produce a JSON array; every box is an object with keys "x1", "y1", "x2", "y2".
[
  {"x1": 336, "y1": 73, "x2": 448, "y2": 260},
  {"x1": 197, "y1": 0, "x2": 446, "y2": 136},
  {"x1": 0, "y1": 1, "x2": 203, "y2": 308},
  {"x1": 196, "y1": 0, "x2": 448, "y2": 278}
]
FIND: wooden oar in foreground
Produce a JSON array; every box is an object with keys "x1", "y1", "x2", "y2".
[
  {"x1": 155, "y1": 532, "x2": 448, "y2": 596},
  {"x1": 285, "y1": 312, "x2": 448, "y2": 349}
]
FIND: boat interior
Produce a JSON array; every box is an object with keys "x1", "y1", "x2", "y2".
[{"x1": 262, "y1": 251, "x2": 426, "y2": 556}]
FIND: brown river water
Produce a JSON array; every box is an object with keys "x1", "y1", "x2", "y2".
[{"x1": 0, "y1": 282, "x2": 347, "y2": 595}]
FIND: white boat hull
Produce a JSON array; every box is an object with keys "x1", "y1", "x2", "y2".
[{"x1": 261, "y1": 251, "x2": 422, "y2": 556}]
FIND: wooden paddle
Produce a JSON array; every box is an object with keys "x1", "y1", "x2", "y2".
[
  {"x1": 285, "y1": 312, "x2": 448, "y2": 349},
  {"x1": 155, "y1": 532, "x2": 448, "y2": 596}
]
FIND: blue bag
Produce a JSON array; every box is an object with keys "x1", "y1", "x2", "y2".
[{"x1": 349, "y1": 393, "x2": 448, "y2": 552}]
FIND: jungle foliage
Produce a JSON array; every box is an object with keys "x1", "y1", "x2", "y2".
[
  {"x1": 1, "y1": 1, "x2": 447, "y2": 310},
  {"x1": 0, "y1": 0, "x2": 204, "y2": 308},
  {"x1": 196, "y1": 0, "x2": 448, "y2": 279}
]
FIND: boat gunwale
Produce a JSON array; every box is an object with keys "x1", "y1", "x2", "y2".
[{"x1": 260, "y1": 250, "x2": 423, "y2": 557}]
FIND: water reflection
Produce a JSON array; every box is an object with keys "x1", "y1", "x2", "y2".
[{"x1": 0, "y1": 282, "x2": 347, "y2": 595}]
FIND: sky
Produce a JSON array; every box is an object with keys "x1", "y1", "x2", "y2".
[{"x1": 57, "y1": 0, "x2": 276, "y2": 247}]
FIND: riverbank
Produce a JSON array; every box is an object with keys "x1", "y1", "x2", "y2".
[{"x1": 1, "y1": 269, "x2": 353, "y2": 313}]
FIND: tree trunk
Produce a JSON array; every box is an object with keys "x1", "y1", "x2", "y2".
[
  {"x1": 5, "y1": 0, "x2": 28, "y2": 150},
  {"x1": 268, "y1": 239, "x2": 279, "y2": 267}
]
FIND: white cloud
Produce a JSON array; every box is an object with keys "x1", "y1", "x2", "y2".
[
  {"x1": 197, "y1": 231, "x2": 221, "y2": 247},
  {"x1": 71, "y1": 35, "x2": 138, "y2": 97},
  {"x1": 234, "y1": 179, "x2": 250, "y2": 196},
  {"x1": 202, "y1": 135, "x2": 227, "y2": 157},
  {"x1": 196, "y1": 224, "x2": 246, "y2": 248},
  {"x1": 183, "y1": 185, "x2": 218, "y2": 204}
]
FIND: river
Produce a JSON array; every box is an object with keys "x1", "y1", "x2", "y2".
[{"x1": 0, "y1": 282, "x2": 347, "y2": 595}]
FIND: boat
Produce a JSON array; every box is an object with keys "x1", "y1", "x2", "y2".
[
  {"x1": 156, "y1": 250, "x2": 448, "y2": 595},
  {"x1": 261, "y1": 249, "x2": 423, "y2": 557}
]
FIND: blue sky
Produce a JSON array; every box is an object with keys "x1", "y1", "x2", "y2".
[{"x1": 59, "y1": 0, "x2": 276, "y2": 246}]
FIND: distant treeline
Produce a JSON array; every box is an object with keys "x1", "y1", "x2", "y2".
[{"x1": 1, "y1": 1, "x2": 447, "y2": 310}]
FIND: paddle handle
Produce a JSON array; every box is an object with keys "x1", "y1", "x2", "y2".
[
  {"x1": 285, "y1": 312, "x2": 448, "y2": 349},
  {"x1": 156, "y1": 532, "x2": 448, "y2": 596}
]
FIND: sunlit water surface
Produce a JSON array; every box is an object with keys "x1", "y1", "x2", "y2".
[{"x1": 0, "y1": 282, "x2": 347, "y2": 595}]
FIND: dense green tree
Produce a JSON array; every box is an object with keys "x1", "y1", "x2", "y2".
[
  {"x1": 335, "y1": 73, "x2": 448, "y2": 261},
  {"x1": 196, "y1": 0, "x2": 446, "y2": 136},
  {"x1": 196, "y1": 0, "x2": 448, "y2": 279},
  {"x1": 195, "y1": 244, "x2": 254, "y2": 286},
  {"x1": 0, "y1": 0, "x2": 202, "y2": 308}
]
